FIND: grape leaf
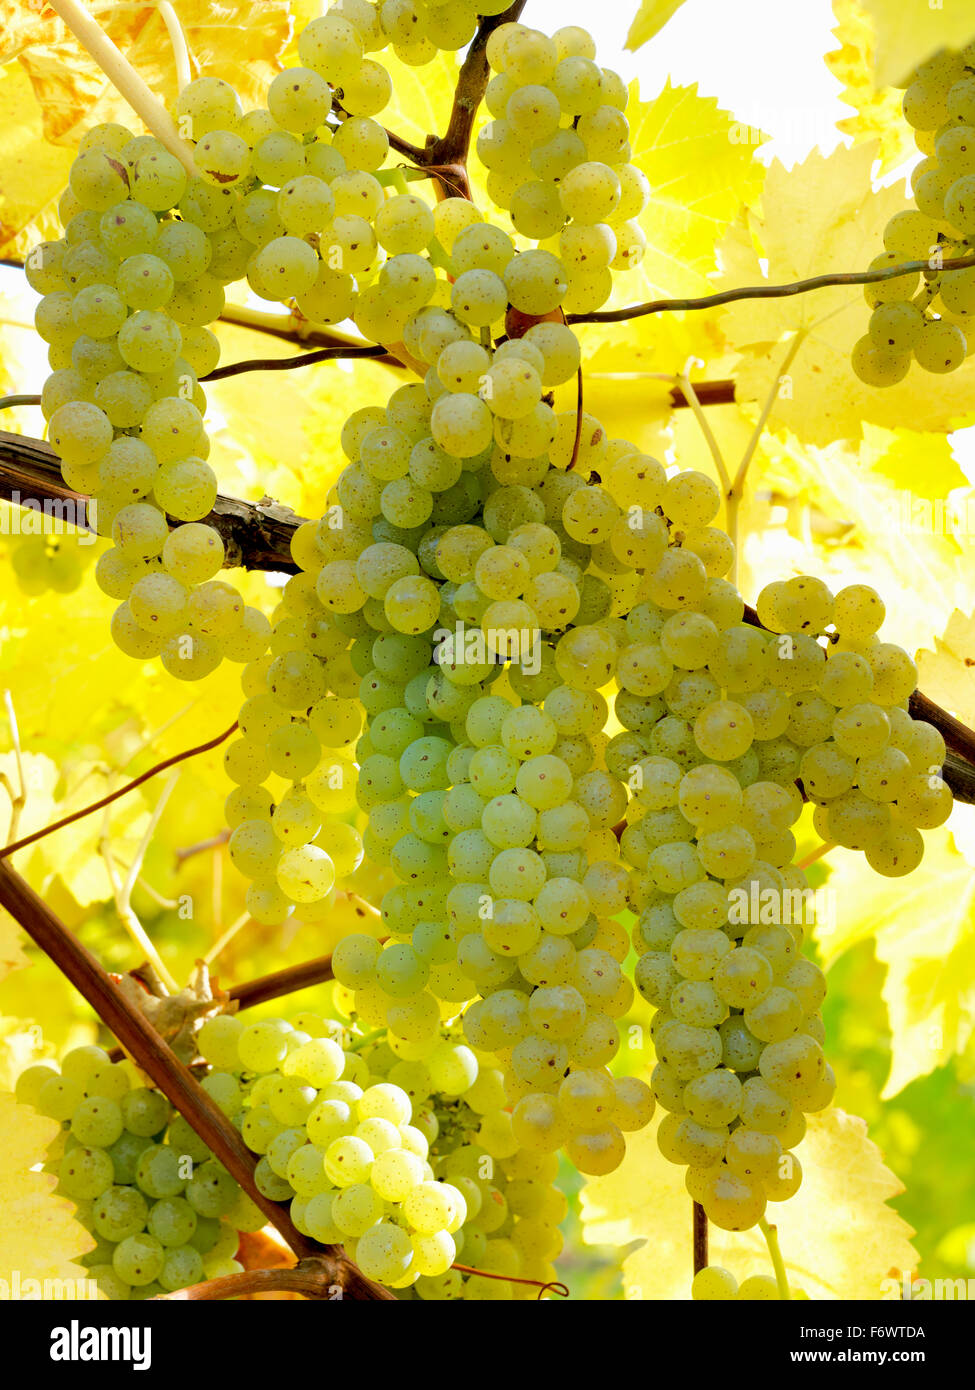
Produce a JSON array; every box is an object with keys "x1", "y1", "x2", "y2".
[
  {"x1": 581, "y1": 1107, "x2": 917, "y2": 1298},
  {"x1": 628, "y1": 81, "x2": 766, "y2": 300},
  {"x1": 815, "y1": 827, "x2": 975, "y2": 1096},
  {"x1": 825, "y1": 0, "x2": 915, "y2": 174},
  {"x1": 577, "y1": 81, "x2": 765, "y2": 369},
  {"x1": 0, "y1": 63, "x2": 72, "y2": 256},
  {"x1": 860, "y1": 0, "x2": 975, "y2": 88},
  {"x1": 625, "y1": 1, "x2": 688, "y2": 52},
  {"x1": 719, "y1": 143, "x2": 975, "y2": 443},
  {"x1": 916, "y1": 609, "x2": 975, "y2": 728},
  {"x1": 0, "y1": 1092, "x2": 95, "y2": 1292},
  {"x1": 0, "y1": 0, "x2": 292, "y2": 144},
  {"x1": 861, "y1": 423, "x2": 967, "y2": 500}
]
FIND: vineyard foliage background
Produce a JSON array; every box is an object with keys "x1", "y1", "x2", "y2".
[{"x1": 0, "y1": 0, "x2": 973, "y2": 1299}]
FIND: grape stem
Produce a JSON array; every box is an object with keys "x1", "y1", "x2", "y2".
[
  {"x1": 0, "y1": 720, "x2": 239, "y2": 861},
  {"x1": 759, "y1": 1217, "x2": 791, "y2": 1300},
  {"x1": 568, "y1": 367, "x2": 584, "y2": 471},
  {"x1": 0, "y1": 690, "x2": 27, "y2": 847},
  {"x1": 676, "y1": 367, "x2": 730, "y2": 494},
  {"x1": 99, "y1": 771, "x2": 181, "y2": 993},
  {"x1": 796, "y1": 841, "x2": 835, "y2": 871},
  {"x1": 175, "y1": 828, "x2": 231, "y2": 863},
  {"x1": 725, "y1": 330, "x2": 807, "y2": 583},
  {"x1": 451, "y1": 1263, "x2": 569, "y2": 1299},
  {"x1": 566, "y1": 253, "x2": 975, "y2": 325},
  {"x1": 45, "y1": 0, "x2": 198, "y2": 176},
  {"x1": 157, "y1": 1, "x2": 192, "y2": 93}
]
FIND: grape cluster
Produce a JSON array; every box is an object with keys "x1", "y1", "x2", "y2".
[
  {"x1": 29, "y1": 121, "x2": 266, "y2": 681},
  {"x1": 16, "y1": 1046, "x2": 259, "y2": 1298},
  {"x1": 336, "y1": 1020, "x2": 570, "y2": 1298},
  {"x1": 625, "y1": 572, "x2": 949, "y2": 1231},
  {"x1": 479, "y1": 20, "x2": 650, "y2": 312},
  {"x1": 854, "y1": 42, "x2": 975, "y2": 385},
  {"x1": 32, "y1": 6, "x2": 653, "y2": 676},
  {"x1": 197, "y1": 1009, "x2": 567, "y2": 1295},
  {"x1": 756, "y1": 577, "x2": 951, "y2": 870}
]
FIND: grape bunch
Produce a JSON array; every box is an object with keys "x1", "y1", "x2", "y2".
[
  {"x1": 853, "y1": 42, "x2": 975, "y2": 385},
  {"x1": 30, "y1": 5, "x2": 654, "y2": 680},
  {"x1": 28, "y1": 120, "x2": 267, "y2": 681},
  {"x1": 16, "y1": 1045, "x2": 260, "y2": 1299},
  {"x1": 625, "y1": 572, "x2": 949, "y2": 1231},
  {"x1": 196, "y1": 1009, "x2": 569, "y2": 1296},
  {"x1": 479, "y1": 21, "x2": 649, "y2": 312}
]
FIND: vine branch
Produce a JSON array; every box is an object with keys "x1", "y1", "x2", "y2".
[
  {"x1": 228, "y1": 952, "x2": 335, "y2": 1009},
  {"x1": 566, "y1": 253, "x2": 975, "y2": 325}
]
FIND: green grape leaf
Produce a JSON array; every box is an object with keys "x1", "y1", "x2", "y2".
[
  {"x1": 625, "y1": 1, "x2": 688, "y2": 52},
  {"x1": 816, "y1": 827, "x2": 975, "y2": 1095},
  {"x1": 860, "y1": 0, "x2": 975, "y2": 87},
  {"x1": 581, "y1": 1106, "x2": 918, "y2": 1298}
]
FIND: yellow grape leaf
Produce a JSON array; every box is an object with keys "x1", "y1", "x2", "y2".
[
  {"x1": 825, "y1": 0, "x2": 914, "y2": 173},
  {"x1": 725, "y1": 421, "x2": 975, "y2": 655},
  {"x1": 581, "y1": 1107, "x2": 917, "y2": 1299},
  {"x1": 0, "y1": 61, "x2": 72, "y2": 256},
  {"x1": 629, "y1": 81, "x2": 766, "y2": 300},
  {"x1": 625, "y1": 1, "x2": 688, "y2": 52},
  {"x1": 0, "y1": 1092, "x2": 95, "y2": 1292},
  {"x1": 0, "y1": 1, "x2": 292, "y2": 145},
  {"x1": 916, "y1": 609, "x2": 975, "y2": 728},
  {"x1": 860, "y1": 0, "x2": 975, "y2": 88},
  {"x1": 860, "y1": 423, "x2": 967, "y2": 500},
  {"x1": 582, "y1": 343, "x2": 675, "y2": 458},
  {"x1": 720, "y1": 143, "x2": 975, "y2": 442},
  {"x1": 575, "y1": 82, "x2": 765, "y2": 370},
  {"x1": 816, "y1": 827, "x2": 975, "y2": 1095}
]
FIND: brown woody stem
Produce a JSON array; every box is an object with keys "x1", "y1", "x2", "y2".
[
  {"x1": 693, "y1": 1202, "x2": 708, "y2": 1276},
  {"x1": 229, "y1": 953, "x2": 335, "y2": 1010}
]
